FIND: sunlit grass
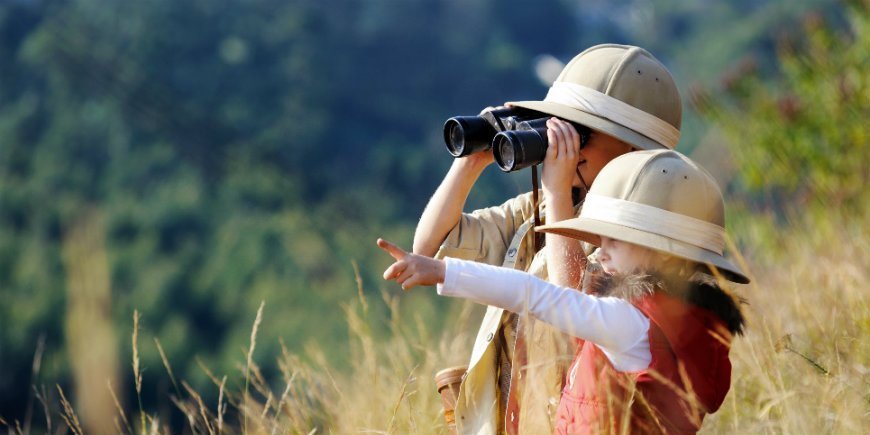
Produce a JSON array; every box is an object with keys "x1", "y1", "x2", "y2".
[
  {"x1": 2, "y1": 209, "x2": 867, "y2": 434},
  {"x1": 700, "y1": 212, "x2": 869, "y2": 433}
]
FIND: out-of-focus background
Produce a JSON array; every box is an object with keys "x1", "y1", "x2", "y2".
[{"x1": 0, "y1": 0, "x2": 867, "y2": 433}]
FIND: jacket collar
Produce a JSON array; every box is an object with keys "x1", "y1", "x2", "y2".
[{"x1": 582, "y1": 262, "x2": 747, "y2": 335}]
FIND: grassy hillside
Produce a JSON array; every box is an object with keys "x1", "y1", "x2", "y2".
[{"x1": 32, "y1": 210, "x2": 866, "y2": 434}]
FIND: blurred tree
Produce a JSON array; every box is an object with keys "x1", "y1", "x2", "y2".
[
  {"x1": 693, "y1": 0, "x2": 869, "y2": 214},
  {"x1": 0, "y1": 0, "x2": 581, "y2": 425},
  {"x1": 0, "y1": 0, "x2": 859, "y2": 429}
]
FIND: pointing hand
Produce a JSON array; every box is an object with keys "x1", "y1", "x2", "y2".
[{"x1": 377, "y1": 238, "x2": 446, "y2": 290}]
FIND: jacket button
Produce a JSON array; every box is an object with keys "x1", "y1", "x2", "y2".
[{"x1": 486, "y1": 332, "x2": 494, "y2": 342}]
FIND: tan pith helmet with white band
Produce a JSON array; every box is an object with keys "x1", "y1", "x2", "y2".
[
  {"x1": 509, "y1": 44, "x2": 682, "y2": 151},
  {"x1": 536, "y1": 150, "x2": 750, "y2": 284}
]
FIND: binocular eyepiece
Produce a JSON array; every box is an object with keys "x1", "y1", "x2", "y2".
[{"x1": 443, "y1": 107, "x2": 590, "y2": 172}]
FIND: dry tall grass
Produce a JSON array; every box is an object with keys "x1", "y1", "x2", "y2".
[
  {"x1": 700, "y1": 213, "x2": 869, "y2": 433},
  {"x1": 5, "y1": 211, "x2": 867, "y2": 434},
  {"x1": 163, "y1": 211, "x2": 868, "y2": 434}
]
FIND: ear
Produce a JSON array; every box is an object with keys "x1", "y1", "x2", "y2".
[{"x1": 656, "y1": 252, "x2": 692, "y2": 277}]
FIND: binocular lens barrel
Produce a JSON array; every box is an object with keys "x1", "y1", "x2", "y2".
[
  {"x1": 443, "y1": 109, "x2": 589, "y2": 172},
  {"x1": 493, "y1": 129, "x2": 548, "y2": 172},
  {"x1": 443, "y1": 116, "x2": 497, "y2": 157}
]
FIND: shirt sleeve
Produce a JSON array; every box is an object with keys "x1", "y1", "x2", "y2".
[
  {"x1": 438, "y1": 257, "x2": 651, "y2": 371},
  {"x1": 434, "y1": 192, "x2": 536, "y2": 264}
]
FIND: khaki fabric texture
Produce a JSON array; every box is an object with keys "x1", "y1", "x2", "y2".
[
  {"x1": 510, "y1": 44, "x2": 682, "y2": 152},
  {"x1": 536, "y1": 150, "x2": 749, "y2": 283},
  {"x1": 435, "y1": 192, "x2": 585, "y2": 434}
]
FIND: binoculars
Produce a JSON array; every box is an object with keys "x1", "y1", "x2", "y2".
[{"x1": 443, "y1": 107, "x2": 591, "y2": 172}]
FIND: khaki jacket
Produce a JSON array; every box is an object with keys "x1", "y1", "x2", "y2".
[{"x1": 434, "y1": 192, "x2": 586, "y2": 434}]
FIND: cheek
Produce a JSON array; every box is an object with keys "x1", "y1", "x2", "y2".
[
  {"x1": 627, "y1": 248, "x2": 656, "y2": 271},
  {"x1": 602, "y1": 144, "x2": 631, "y2": 163},
  {"x1": 607, "y1": 247, "x2": 640, "y2": 272},
  {"x1": 617, "y1": 252, "x2": 637, "y2": 270},
  {"x1": 584, "y1": 141, "x2": 632, "y2": 169},
  {"x1": 580, "y1": 149, "x2": 613, "y2": 182}
]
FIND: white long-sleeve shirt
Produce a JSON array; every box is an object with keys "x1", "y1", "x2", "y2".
[{"x1": 438, "y1": 257, "x2": 652, "y2": 371}]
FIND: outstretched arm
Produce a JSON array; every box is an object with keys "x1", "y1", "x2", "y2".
[
  {"x1": 378, "y1": 238, "x2": 446, "y2": 290},
  {"x1": 376, "y1": 240, "x2": 649, "y2": 371},
  {"x1": 438, "y1": 257, "x2": 650, "y2": 371}
]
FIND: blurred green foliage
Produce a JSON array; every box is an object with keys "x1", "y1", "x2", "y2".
[
  {"x1": 0, "y1": 0, "x2": 583, "y2": 420},
  {"x1": 0, "y1": 0, "x2": 860, "y2": 428},
  {"x1": 694, "y1": 0, "x2": 869, "y2": 216}
]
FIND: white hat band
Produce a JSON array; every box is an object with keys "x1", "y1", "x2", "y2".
[
  {"x1": 544, "y1": 82, "x2": 681, "y2": 149},
  {"x1": 580, "y1": 193, "x2": 725, "y2": 254}
]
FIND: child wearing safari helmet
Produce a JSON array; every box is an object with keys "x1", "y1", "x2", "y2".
[{"x1": 377, "y1": 149, "x2": 748, "y2": 433}]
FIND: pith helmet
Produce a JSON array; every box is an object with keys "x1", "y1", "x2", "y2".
[
  {"x1": 510, "y1": 44, "x2": 682, "y2": 151},
  {"x1": 536, "y1": 150, "x2": 750, "y2": 283}
]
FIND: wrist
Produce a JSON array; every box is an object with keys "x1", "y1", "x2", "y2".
[
  {"x1": 544, "y1": 190, "x2": 576, "y2": 222},
  {"x1": 543, "y1": 185, "x2": 574, "y2": 202},
  {"x1": 449, "y1": 157, "x2": 489, "y2": 178},
  {"x1": 456, "y1": 152, "x2": 492, "y2": 170}
]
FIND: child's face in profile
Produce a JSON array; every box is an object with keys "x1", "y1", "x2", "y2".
[{"x1": 597, "y1": 236, "x2": 659, "y2": 275}]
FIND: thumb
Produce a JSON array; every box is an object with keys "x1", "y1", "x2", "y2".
[{"x1": 376, "y1": 238, "x2": 407, "y2": 261}]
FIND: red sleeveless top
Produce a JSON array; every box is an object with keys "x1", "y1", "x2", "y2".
[{"x1": 552, "y1": 292, "x2": 734, "y2": 434}]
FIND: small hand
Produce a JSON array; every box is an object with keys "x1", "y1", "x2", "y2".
[
  {"x1": 377, "y1": 238, "x2": 446, "y2": 290},
  {"x1": 542, "y1": 118, "x2": 581, "y2": 198}
]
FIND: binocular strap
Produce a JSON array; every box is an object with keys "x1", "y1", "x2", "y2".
[{"x1": 532, "y1": 165, "x2": 544, "y2": 253}]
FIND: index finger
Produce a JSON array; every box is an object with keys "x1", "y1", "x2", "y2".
[{"x1": 377, "y1": 238, "x2": 408, "y2": 261}]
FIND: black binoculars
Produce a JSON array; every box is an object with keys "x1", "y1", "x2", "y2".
[{"x1": 443, "y1": 107, "x2": 591, "y2": 172}]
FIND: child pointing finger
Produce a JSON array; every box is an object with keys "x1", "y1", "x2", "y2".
[{"x1": 377, "y1": 238, "x2": 445, "y2": 290}]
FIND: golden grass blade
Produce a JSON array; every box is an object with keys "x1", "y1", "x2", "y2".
[
  {"x1": 56, "y1": 385, "x2": 85, "y2": 435},
  {"x1": 352, "y1": 259, "x2": 369, "y2": 314},
  {"x1": 107, "y1": 379, "x2": 133, "y2": 435},
  {"x1": 32, "y1": 385, "x2": 52, "y2": 433},
  {"x1": 154, "y1": 338, "x2": 183, "y2": 397},
  {"x1": 386, "y1": 365, "x2": 418, "y2": 434},
  {"x1": 132, "y1": 310, "x2": 146, "y2": 434},
  {"x1": 244, "y1": 300, "x2": 265, "y2": 434},
  {"x1": 170, "y1": 395, "x2": 199, "y2": 434},
  {"x1": 183, "y1": 380, "x2": 215, "y2": 435},
  {"x1": 217, "y1": 375, "x2": 227, "y2": 435}
]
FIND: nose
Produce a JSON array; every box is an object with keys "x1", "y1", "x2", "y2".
[{"x1": 597, "y1": 237, "x2": 612, "y2": 258}]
